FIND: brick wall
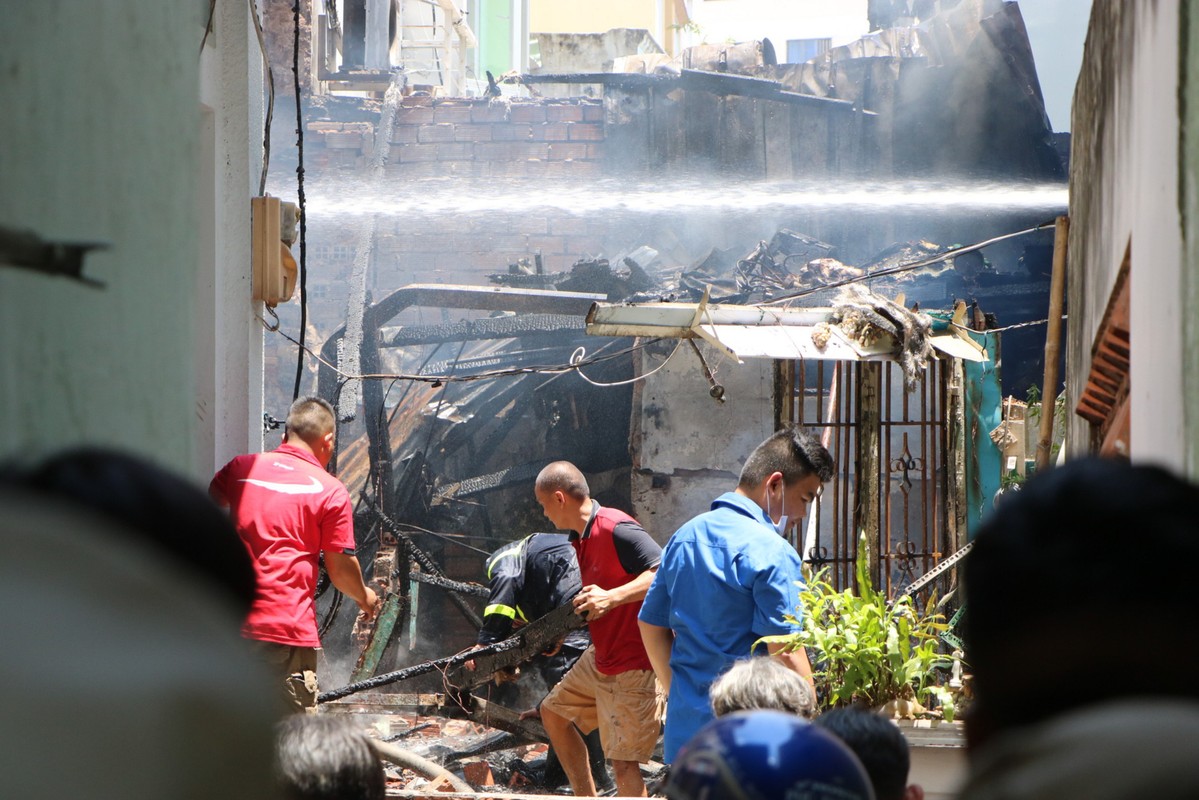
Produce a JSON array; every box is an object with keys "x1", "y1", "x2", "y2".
[{"x1": 304, "y1": 97, "x2": 605, "y2": 179}]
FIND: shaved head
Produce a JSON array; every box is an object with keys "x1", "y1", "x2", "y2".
[{"x1": 535, "y1": 461, "x2": 590, "y2": 501}]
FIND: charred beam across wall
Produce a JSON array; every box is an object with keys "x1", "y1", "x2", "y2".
[
  {"x1": 319, "y1": 284, "x2": 606, "y2": 404},
  {"x1": 437, "y1": 461, "x2": 544, "y2": 501},
  {"x1": 516, "y1": 70, "x2": 870, "y2": 113},
  {"x1": 381, "y1": 314, "x2": 586, "y2": 348},
  {"x1": 418, "y1": 344, "x2": 589, "y2": 377}
]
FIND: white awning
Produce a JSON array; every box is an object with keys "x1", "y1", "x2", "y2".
[{"x1": 585, "y1": 297, "x2": 987, "y2": 363}]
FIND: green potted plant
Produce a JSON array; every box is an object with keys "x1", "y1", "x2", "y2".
[{"x1": 760, "y1": 533, "x2": 957, "y2": 719}]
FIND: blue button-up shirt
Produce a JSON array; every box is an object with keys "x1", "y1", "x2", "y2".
[{"x1": 638, "y1": 492, "x2": 805, "y2": 762}]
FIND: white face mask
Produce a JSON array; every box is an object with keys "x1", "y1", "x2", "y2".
[{"x1": 766, "y1": 484, "x2": 789, "y2": 536}]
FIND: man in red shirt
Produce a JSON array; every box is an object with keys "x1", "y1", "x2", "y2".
[
  {"x1": 534, "y1": 461, "x2": 662, "y2": 797},
  {"x1": 210, "y1": 396, "x2": 378, "y2": 713}
]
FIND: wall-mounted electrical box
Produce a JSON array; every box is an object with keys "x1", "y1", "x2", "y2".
[{"x1": 251, "y1": 196, "x2": 299, "y2": 307}]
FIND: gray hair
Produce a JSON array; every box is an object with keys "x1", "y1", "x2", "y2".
[{"x1": 710, "y1": 657, "x2": 816, "y2": 719}]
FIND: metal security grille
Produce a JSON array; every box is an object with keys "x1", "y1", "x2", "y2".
[{"x1": 776, "y1": 358, "x2": 953, "y2": 598}]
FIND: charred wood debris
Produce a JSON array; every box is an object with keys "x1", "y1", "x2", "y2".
[{"x1": 312, "y1": 229, "x2": 1024, "y2": 794}]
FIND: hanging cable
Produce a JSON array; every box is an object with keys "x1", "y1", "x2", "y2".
[
  {"x1": 570, "y1": 339, "x2": 683, "y2": 388},
  {"x1": 766, "y1": 221, "x2": 1057, "y2": 306},
  {"x1": 248, "y1": 0, "x2": 274, "y2": 196},
  {"x1": 291, "y1": 0, "x2": 309, "y2": 401},
  {"x1": 259, "y1": 316, "x2": 664, "y2": 384}
]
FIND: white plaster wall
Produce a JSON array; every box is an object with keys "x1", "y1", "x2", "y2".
[
  {"x1": 0, "y1": 1, "x2": 264, "y2": 480},
  {"x1": 199, "y1": 0, "x2": 267, "y2": 475},
  {"x1": 1126, "y1": 1, "x2": 1185, "y2": 470},
  {"x1": 0, "y1": 3, "x2": 204, "y2": 473},
  {"x1": 631, "y1": 345, "x2": 776, "y2": 542},
  {"x1": 685, "y1": 0, "x2": 869, "y2": 53},
  {"x1": 1068, "y1": 1, "x2": 1185, "y2": 470}
]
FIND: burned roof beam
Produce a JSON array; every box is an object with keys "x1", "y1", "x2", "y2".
[
  {"x1": 517, "y1": 71, "x2": 870, "y2": 112},
  {"x1": 381, "y1": 313, "x2": 586, "y2": 348},
  {"x1": 318, "y1": 284, "x2": 605, "y2": 411},
  {"x1": 678, "y1": 69, "x2": 870, "y2": 113}
]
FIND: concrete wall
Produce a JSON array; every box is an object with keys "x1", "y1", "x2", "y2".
[
  {"x1": 0, "y1": 1, "x2": 263, "y2": 479},
  {"x1": 1067, "y1": 1, "x2": 1189, "y2": 473},
  {"x1": 0, "y1": 4, "x2": 198, "y2": 474},
  {"x1": 1186, "y1": 2, "x2": 1199, "y2": 479},
  {"x1": 630, "y1": 346, "x2": 776, "y2": 541}
]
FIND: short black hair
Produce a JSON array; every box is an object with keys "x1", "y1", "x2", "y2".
[
  {"x1": 275, "y1": 715, "x2": 385, "y2": 800},
  {"x1": 1, "y1": 447, "x2": 256, "y2": 615},
  {"x1": 286, "y1": 396, "x2": 336, "y2": 445},
  {"x1": 738, "y1": 426, "x2": 834, "y2": 489},
  {"x1": 815, "y1": 708, "x2": 910, "y2": 800},
  {"x1": 963, "y1": 457, "x2": 1199, "y2": 738}
]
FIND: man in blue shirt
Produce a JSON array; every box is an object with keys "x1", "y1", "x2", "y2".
[{"x1": 638, "y1": 427, "x2": 834, "y2": 762}]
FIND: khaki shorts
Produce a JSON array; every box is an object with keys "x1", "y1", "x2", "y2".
[
  {"x1": 541, "y1": 645, "x2": 663, "y2": 762},
  {"x1": 251, "y1": 641, "x2": 318, "y2": 715}
]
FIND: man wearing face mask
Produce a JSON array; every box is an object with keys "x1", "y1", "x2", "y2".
[{"x1": 637, "y1": 427, "x2": 834, "y2": 764}]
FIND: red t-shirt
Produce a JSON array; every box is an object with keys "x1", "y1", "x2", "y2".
[{"x1": 210, "y1": 443, "x2": 356, "y2": 648}]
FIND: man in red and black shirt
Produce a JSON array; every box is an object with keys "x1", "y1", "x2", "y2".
[
  {"x1": 210, "y1": 396, "x2": 378, "y2": 714},
  {"x1": 534, "y1": 461, "x2": 663, "y2": 797}
]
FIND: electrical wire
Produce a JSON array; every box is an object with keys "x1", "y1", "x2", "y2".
[
  {"x1": 248, "y1": 0, "x2": 274, "y2": 196},
  {"x1": 291, "y1": 0, "x2": 308, "y2": 401},
  {"x1": 259, "y1": 317, "x2": 664, "y2": 384},
  {"x1": 765, "y1": 221, "x2": 1057, "y2": 306},
  {"x1": 570, "y1": 338, "x2": 683, "y2": 387},
  {"x1": 952, "y1": 315, "x2": 1066, "y2": 336}
]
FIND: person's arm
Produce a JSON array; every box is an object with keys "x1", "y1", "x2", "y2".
[
  {"x1": 639, "y1": 619, "x2": 675, "y2": 694},
  {"x1": 324, "y1": 550, "x2": 379, "y2": 618},
  {"x1": 573, "y1": 567, "x2": 657, "y2": 620},
  {"x1": 767, "y1": 640, "x2": 815, "y2": 689}
]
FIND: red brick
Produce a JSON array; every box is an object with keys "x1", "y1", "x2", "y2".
[
  {"x1": 546, "y1": 103, "x2": 585, "y2": 122},
  {"x1": 453, "y1": 123, "x2": 492, "y2": 142},
  {"x1": 549, "y1": 217, "x2": 588, "y2": 236},
  {"x1": 526, "y1": 235, "x2": 566, "y2": 254},
  {"x1": 519, "y1": 142, "x2": 551, "y2": 160},
  {"x1": 326, "y1": 131, "x2": 364, "y2": 149},
  {"x1": 308, "y1": 121, "x2": 343, "y2": 132},
  {"x1": 546, "y1": 142, "x2": 589, "y2": 160},
  {"x1": 436, "y1": 142, "x2": 473, "y2": 160},
  {"x1": 396, "y1": 143, "x2": 439, "y2": 162},
  {"x1": 389, "y1": 124, "x2": 418, "y2": 144},
  {"x1": 509, "y1": 103, "x2": 547, "y2": 123},
  {"x1": 584, "y1": 142, "x2": 605, "y2": 159},
  {"x1": 402, "y1": 95, "x2": 434, "y2": 106},
  {"x1": 471, "y1": 102, "x2": 511, "y2": 123},
  {"x1": 397, "y1": 105, "x2": 434, "y2": 124},
  {"x1": 417, "y1": 123, "x2": 456, "y2": 143},
  {"x1": 531, "y1": 123, "x2": 571, "y2": 142},
  {"x1": 490, "y1": 123, "x2": 533, "y2": 141},
  {"x1": 522, "y1": 159, "x2": 549, "y2": 178},
  {"x1": 566, "y1": 160, "x2": 603, "y2": 177},
  {"x1": 438, "y1": 160, "x2": 475, "y2": 177},
  {"x1": 582, "y1": 103, "x2": 605, "y2": 122},
  {"x1": 565, "y1": 235, "x2": 606, "y2": 255},
  {"x1": 432, "y1": 104, "x2": 475, "y2": 123},
  {"x1": 568, "y1": 123, "x2": 605, "y2": 141}
]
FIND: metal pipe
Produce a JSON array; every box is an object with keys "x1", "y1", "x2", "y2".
[{"x1": 368, "y1": 740, "x2": 475, "y2": 794}]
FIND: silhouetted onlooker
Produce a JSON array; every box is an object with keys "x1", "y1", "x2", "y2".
[
  {"x1": 3, "y1": 445, "x2": 256, "y2": 615},
  {"x1": 275, "y1": 715, "x2": 385, "y2": 800},
  {"x1": 816, "y1": 708, "x2": 922, "y2": 800},
  {"x1": 2, "y1": 462, "x2": 279, "y2": 799},
  {"x1": 958, "y1": 457, "x2": 1199, "y2": 799},
  {"x1": 665, "y1": 710, "x2": 875, "y2": 800},
  {"x1": 709, "y1": 656, "x2": 816, "y2": 719}
]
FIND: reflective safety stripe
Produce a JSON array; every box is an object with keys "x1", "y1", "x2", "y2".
[
  {"x1": 516, "y1": 605, "x2": 528, "y2": 622},
  {"x1": 484, "y1": 542, "x2": 527, "y2": 578},
  {"x1": 485, "y1": 603, "x2": 517, "y2": 619}
]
